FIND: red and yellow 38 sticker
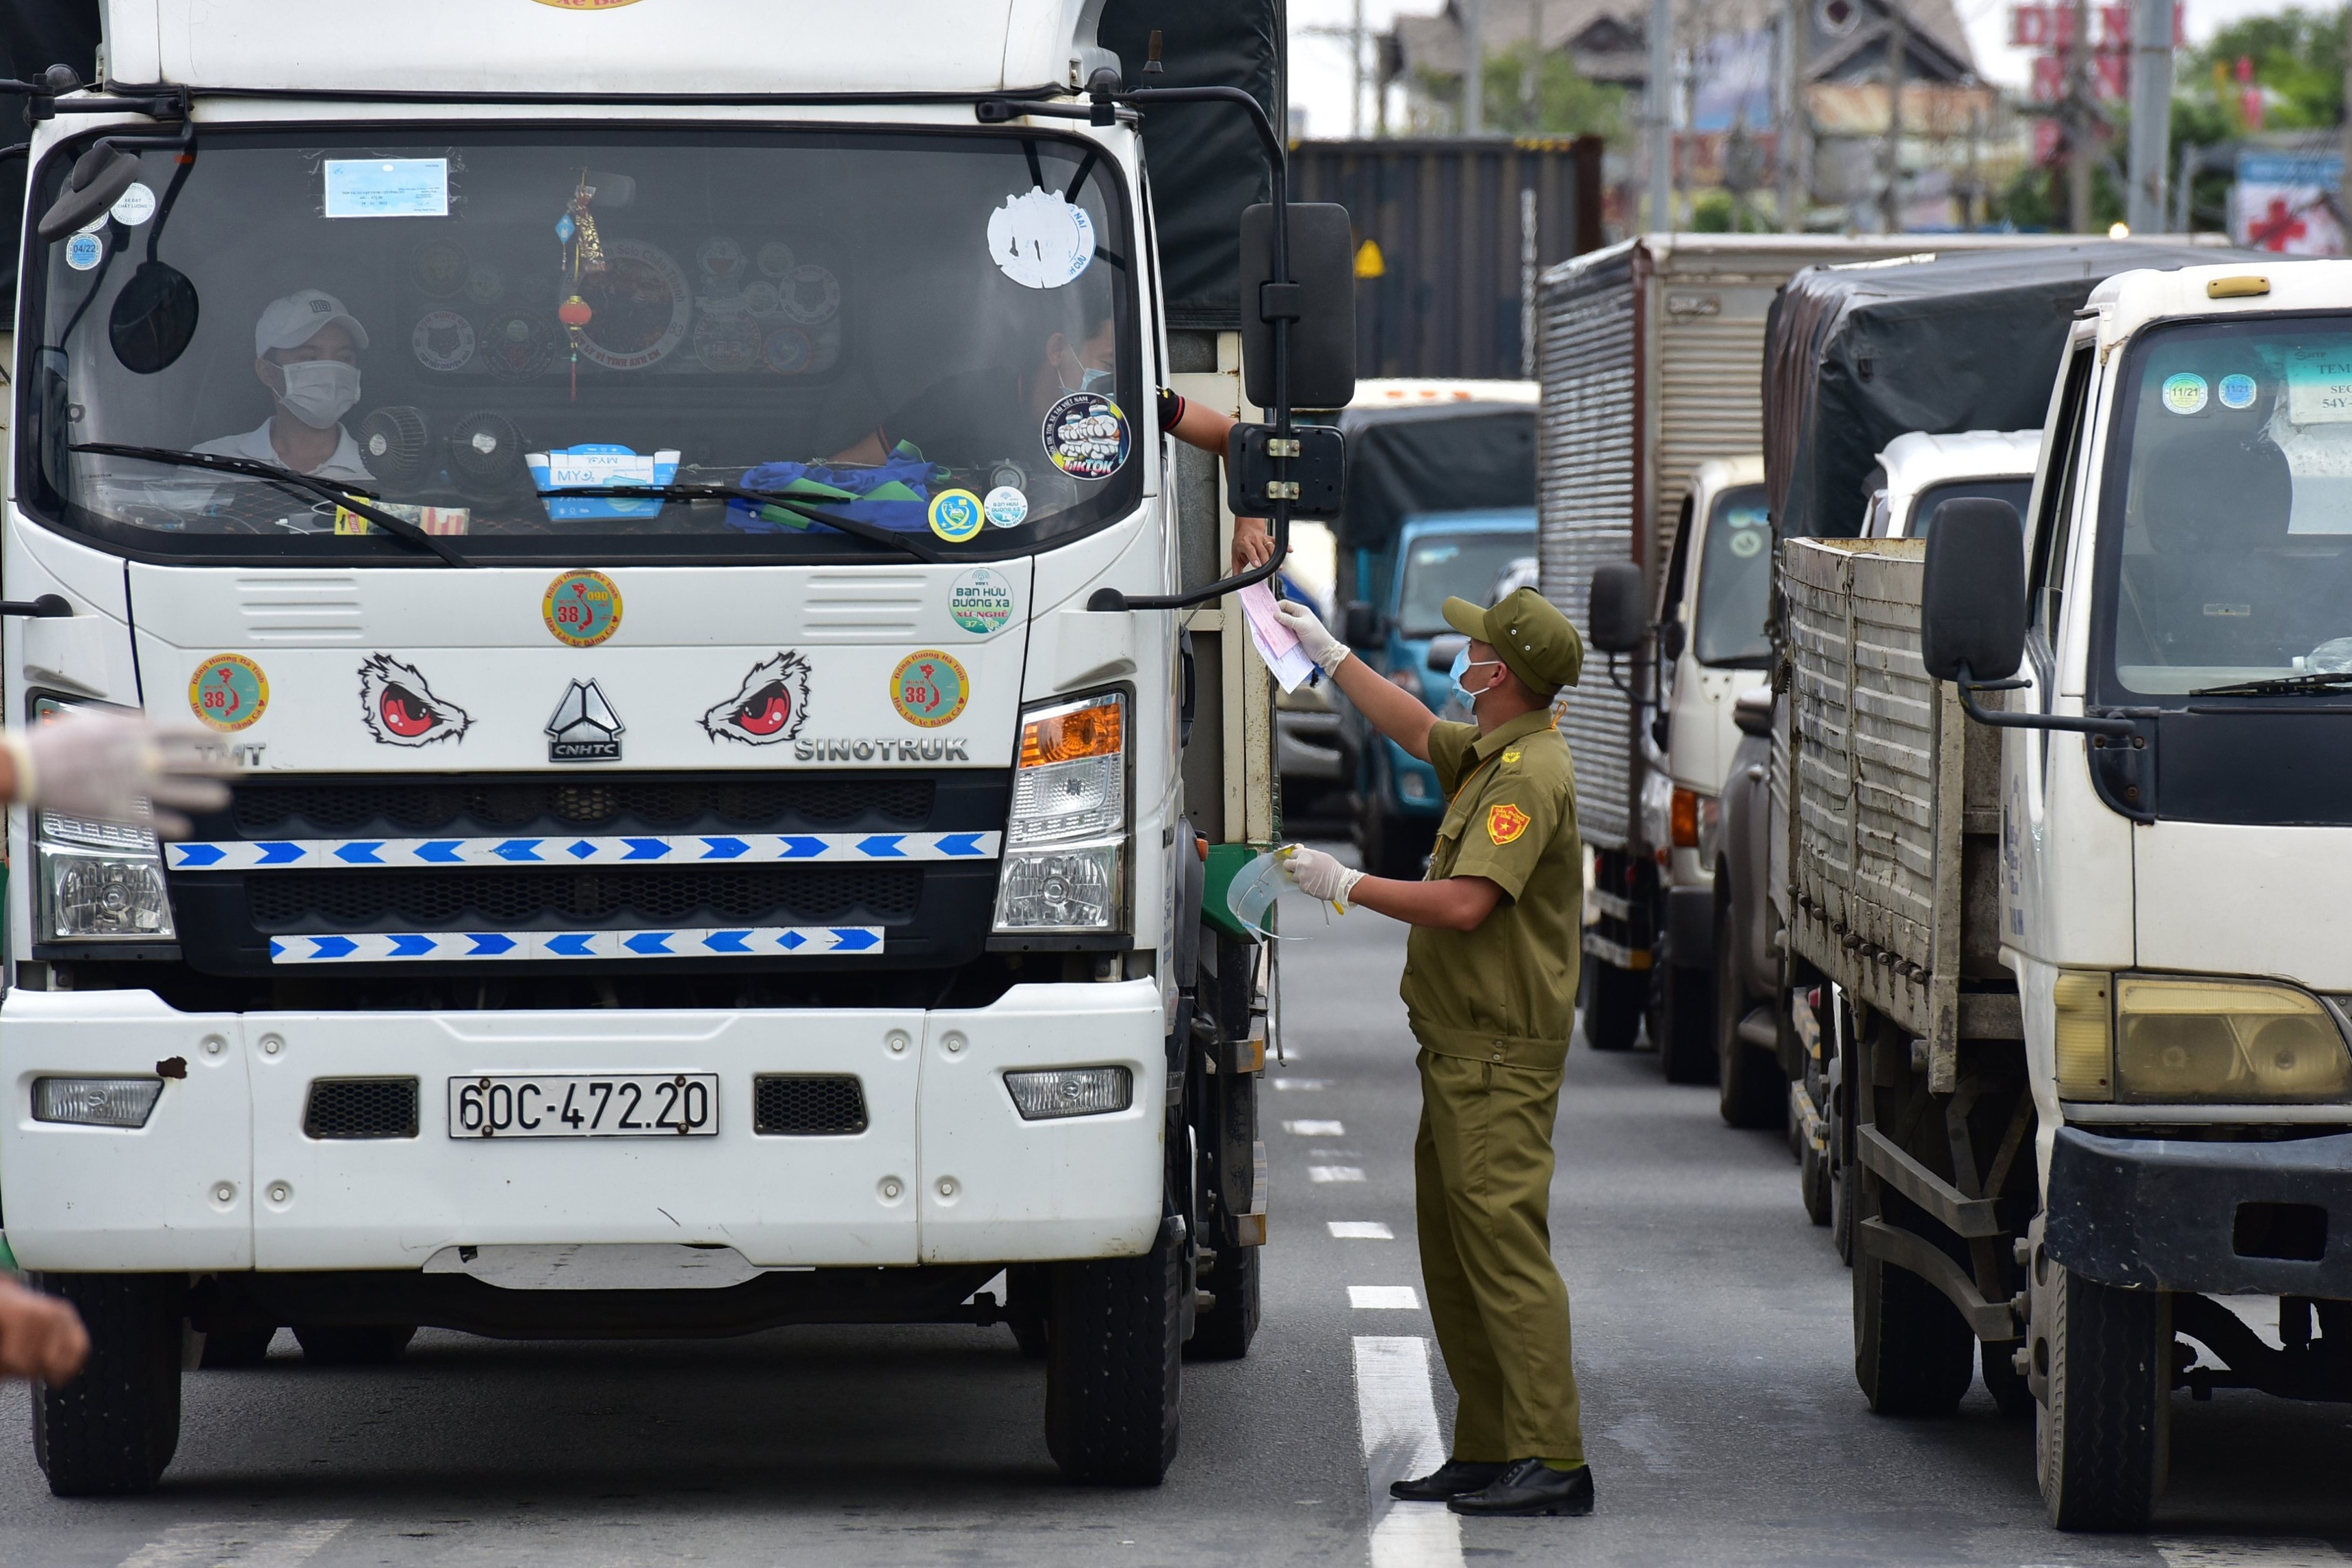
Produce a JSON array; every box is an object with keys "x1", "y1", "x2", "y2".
[
  {"x1": 1486, "y1": 802, "x2": 1532, "y2": 846},
  {"x1": 189, "y1": 653, "x2": 269, "y2": 732},
  {"x1": 890, "y1": 650, "x2": 970, "y2": 729},
  {"x1": 543, "y1": 569, "x2": 622, "y2": 648}
]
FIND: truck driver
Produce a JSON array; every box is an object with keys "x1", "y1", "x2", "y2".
[{"x1": 196, "y1": 289, "x2": 375, "y2": 482}]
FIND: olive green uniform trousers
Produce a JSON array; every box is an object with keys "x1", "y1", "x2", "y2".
[{"x1": 1412, "y1": 1045, "x2": 1584, "y2": 1467}]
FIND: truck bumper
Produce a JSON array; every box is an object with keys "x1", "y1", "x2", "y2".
[
  {"x1": 0, "y1": 980, "x2": 1165, "y2": 1274},
  {"x1": 2046, "y1": 1123, "x2": 2352, "y2": 1296}
]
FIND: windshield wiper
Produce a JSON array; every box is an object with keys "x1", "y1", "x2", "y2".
[
  {"x1": 70, "y1": 443, "x2": 471, "y2": 567},
  {"x1": 541, "y1": 484, "x2": 947, "y2": 564},
  {"x1": 2188, "y1": 670, "x2": 2352, "y2": 698}
]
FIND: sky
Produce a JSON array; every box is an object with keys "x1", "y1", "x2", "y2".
[{"x1": 1285, "y1": 0, "x2": 2317, "y2": 135}]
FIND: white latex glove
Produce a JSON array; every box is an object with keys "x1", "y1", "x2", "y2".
[
  {"x1": 0, "y1": 713, "x2": 233, "y2": 839},
  {"x1": 1282, "y1": 844, "x2": 1365, "y2": 909},
  {"x1": 1271, "y1": 598, "x2": 1349, "y2": 674}
]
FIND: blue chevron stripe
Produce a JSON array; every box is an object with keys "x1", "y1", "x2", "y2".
[
  {"x1": 170, "y1": 832, "x2": 999, "y2": 871},
  {"x1": 265, "y1": 926, "x2": 886, "y2": 964}
]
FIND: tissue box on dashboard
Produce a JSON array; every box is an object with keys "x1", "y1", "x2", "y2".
[{"x1": 527, "y1": 445, "x2": 681, "y2": 521}]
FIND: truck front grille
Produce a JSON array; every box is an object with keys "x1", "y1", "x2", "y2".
[
  {"x1": 235, "y1": 777, "x2": 935, "y2": 837},
  {"x1": 248, "y1": 866, "x2": 920, "y2": 933},
  {"x1": 753, "y1": 1075, "x2": 868, "y2": 1136},
  {"x1": 304, "y1": 1078, "x2": 420, "y2": 1139}
]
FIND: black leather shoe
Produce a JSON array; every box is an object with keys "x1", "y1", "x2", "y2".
[
  {"x1": 1447, "y1": 1458, "x2": 1595, "y2": 1517},
  {"x1": 1389, "y1": 1460, "x2": 1509, "y2": 1502}
]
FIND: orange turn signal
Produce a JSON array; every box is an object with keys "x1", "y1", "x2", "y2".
[
  {"x1": 1671, "y1": 786, "x2": 1699, "y2": 848},
  {"x1": 1020, "y1": 696, "x2": 1123, "y2": 769}
]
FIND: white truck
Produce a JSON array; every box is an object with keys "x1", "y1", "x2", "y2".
[
  {"x1": 1776, "y1": 254, "x2": 2352, "y2": 1530},
  {"x1": 0, "y1": 0, "x2": 1354, "y2": 1494}
]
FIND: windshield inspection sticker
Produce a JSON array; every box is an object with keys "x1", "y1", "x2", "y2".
[
  {"x1": 63, "y1": 231, "x2": 102, "y2": 271},
  {"x1": 359, "y1": 654, "x2": 471, "y2": 747},
  {"x1": 2162, "y1": 372, "x2": 2208, "y2": 415},
  {"x1": 929, "y1": 488, "x2": 985, "y2": 543},
  {"x1": 108, "y1": 183, "x2": 156, "y2": 226},
  {"x1": 948, "y1": 568, "x2": 1015, "y2": 636},
  {"x1": 701, "y1": 651, "x2": 812, "y2": 746},
  {"x1": 983, "y1": 485, "x2": 1029, "y2": 527},
  {"x1": 987, "y1": 187, "x2": 1097, "y2": 289},
  {"x1": 190, "y1": 654, "x2": 270, "y2": 733},
  {"x1": 542, "y1": 569, "x2": 623, "y2": 648},
  {"x1": 324, "y1": 158, "x2": 451, "y2": 220},
  {"x1": 2219, "y1": 373, "x2": 2259, "y2": 410},
  {"x1": 891, "y1": 651, "x2": 970, "y2": 729},
  {"x1": 1042, "y1": 393, "x2": 1130, "y2": 480}
]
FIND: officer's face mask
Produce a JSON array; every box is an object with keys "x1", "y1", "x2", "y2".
[
  {"x1": 275, "y1": 358, "x2": 361, "y2": 430},
  {"x1": 1449, "y1": 644, "x2": 1504, "y2": 704}
]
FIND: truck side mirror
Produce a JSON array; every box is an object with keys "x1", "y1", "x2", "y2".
[
  {"x1": 1657, "y1": 617, "x2": 1687, "y2": 663},
  {"x1": 1732, "y1": 687, "x2": 1774, "y2": 737},
  {"x1": 1238, "y1": 202, "x2": 1357, "y2": 412},
  {"x1": 1425, "y1": 633, "x2": 1467, "y2": 673},
  {"x1": 1920, "y1": 498, "x2": 2026, "y2": 683},
  {"x1": 1587, "y1": 563, "x2": 1644, "y2": 655},
  {"x1": 1342, "y1": 600, "x2": 1382, "y2": 647},
  {"x1": 36, "y1": 142, "x2": 140, "y2": 242}
]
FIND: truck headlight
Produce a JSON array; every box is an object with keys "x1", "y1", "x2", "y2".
[
  {"x1": 39, "y1": 813, "x2": 175, "y2": 941},
  {"x1": 1005, "y1": 1067, "x2": 1133, "y2": 1120},
  {"x1": 2115, "y1": 977, "x2": 2351, "y2": 1104},
  {"x1": 995, "y1": 692, "x2": 1126, "y2": 934},
  {"x1": 34, "y1": 1076, "x2": 164, "y2": 1128}
]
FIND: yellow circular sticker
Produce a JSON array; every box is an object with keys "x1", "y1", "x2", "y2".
[
  {"x1": 928, "y1": 488, "x2": 985, "y2": 543},
  {"x1": 190, "y1": 653, "x2": 269, "y2": 732},
  {"x1": 543, "y1": 569, "x2": 623, "y2": 647},
  {"x1": 890, "y1": 650, "x2": 970, "y2": 728}
]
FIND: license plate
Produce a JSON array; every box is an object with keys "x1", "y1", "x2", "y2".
[{"x1": 448, "y1": 1074, "x2": 718, "y2": 1139}]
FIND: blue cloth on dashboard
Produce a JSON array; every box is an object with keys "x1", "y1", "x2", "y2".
[{"x1": 727, "y1": 446, "x2": 945, "y2": 533}]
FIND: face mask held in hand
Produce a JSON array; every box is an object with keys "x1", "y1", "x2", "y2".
[{"x1": 276, "y1": 360, "x2": 361, "y2": 430}]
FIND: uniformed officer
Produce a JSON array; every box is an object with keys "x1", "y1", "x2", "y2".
[{"x1": 1272, "y1": 586, "x2": 1592, "y2": 1519}]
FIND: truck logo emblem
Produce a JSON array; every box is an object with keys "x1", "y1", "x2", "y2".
[
  {"x1": 547, "y1": 679, "x2": 624, "y2": 763},
  {"x1": 702, "y1": 652, "x2": 812, "y2": 746},
  {"x1": 359, "y1": 655, "x2": 470, "y2": 747}
]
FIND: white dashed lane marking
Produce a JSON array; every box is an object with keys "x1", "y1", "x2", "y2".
[
  {"x1": 1310, "y1": 1166, "x2": 1368, "y2": 1184},
  {"x1": 1350, "y1": 1285, "x2": 1422, "y2": 1310},
  {"x1": 1354, "y1": 1336, "x2": 1466, "y2": 1568},
  {"x1": 118, "y1": 1519, "x2": 351, "y2": 1568},
  {"x1": 1330, "y1": 1221, "x2": 1396, "y2": 1239},
  {"x1": 1284, "y1": 1119, "x2": 1347, "y2": 1136},
  {"x1": 2157, "y1": 1541, "x2": 2348, "y2": 1568}
]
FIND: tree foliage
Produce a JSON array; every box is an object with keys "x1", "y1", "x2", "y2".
[
  {"x1": 2181, "y1": 6, "x2": 2347, "y2": 131},
  {"x1": 1414, "y1": 42, "x2": 1631, "y2": 140}
]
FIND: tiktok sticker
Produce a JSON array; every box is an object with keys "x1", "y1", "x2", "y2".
[
  {"x1": 190, "y1": 653, "x2": 270, "y2": 733},
  {"x1": 890, "y1": 650, "x2": 970, "y2": 729},
  {"x1": 1041, "y1": 391, "x2": 1130, "y2": 480},
  {"x1": 542, "y1": 569, "x2": 623, "y2": 648}
]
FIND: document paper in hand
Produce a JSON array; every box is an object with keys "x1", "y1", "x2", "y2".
[{"x1": 1238, "y1": 581, "x2": 1318, "y2": 694}]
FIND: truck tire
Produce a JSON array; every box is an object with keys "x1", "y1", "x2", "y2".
[
  {"x1": 1853, "y1": 1220, "x2": 1974, "y2": 1416},
  {"x1": 2037, "y1": 1262, "x2": 2171, "y2": 1530},
  {"x1": 198, "y1": 1327, "x2": 278, "y2": 1368},
  {"x1": 293, "y1": 1324, "x2": 416, "y2": 1366},
  {"x1": 1185, "y1": 1241, "x2": 1259, "y2": 1361},
  {"x1": 1658, "y1": 960, "x2": 1717, "y2": 1084},
  {"x1": 1581, "y1": 959, "x2": 1643, "y2": 1052},
  {"x1": 1713, "y1": 886, "x2": 1783, "y2": 1125},
  {"x1": 29, "y1": 1273, "x2": 183, "y2": 1497},
  {"x1": 1044, "y1": 1219, "x2": 1183, "y2": 1484}
]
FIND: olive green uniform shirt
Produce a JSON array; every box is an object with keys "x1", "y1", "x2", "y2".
[{"x1": 1399, "y1": 709, "x2": 1583, "y2": 1072}]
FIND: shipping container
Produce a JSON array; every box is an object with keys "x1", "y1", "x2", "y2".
[{"x1": 1291, "y1": 137, "x2": 1604, "y2": 383}]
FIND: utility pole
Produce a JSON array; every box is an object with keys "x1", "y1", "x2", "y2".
[
  {"x1": 1880, "y1": 0, "x2": 1909, "y2": 231},
  {"x1": 1464, "y1": 0, "x2": 1486, "y2": 135},
  {"x1": 1524, "y1": 0, "x2": 1545, "y2": 129},
  {"x1": 2068, "y1": 0, "x2": 2094, "y2": 232},
  {"x1": 2125, "y1": 0, "x2": 2173, "y2": 231},
  {"x1": 1779, "y1": 0, "x2": 1805, "y2": 229},
  {"x1": 1649, "y1": 0, "x2": 1674, "y2": 227},
  {"x1": 1352, "y1": 0, "x2": 1367, "y2": 139}
]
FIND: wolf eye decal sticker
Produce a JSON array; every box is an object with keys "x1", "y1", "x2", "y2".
[
  {"x1": 359, "y1": 655, "x2": 471, "y2": 747},
  {"x1": 701, "y1": 651, "x2": 813, "y2": 746}
]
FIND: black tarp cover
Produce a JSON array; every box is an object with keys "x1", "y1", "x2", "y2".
[
  {"x1": 1765, "y1": 241, "x2": 2250, "y2": 541},
  {"x1": 1, "y1": 3, "x2": 98, "y2": 145},
  {"x1": 1335, "y1": 402, "x2": 1537, "y2": 553},
  {"x1": 1100, "y1": 0, "x2": 1284, "y2": 331}
]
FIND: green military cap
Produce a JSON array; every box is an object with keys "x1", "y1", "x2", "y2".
[{"x1": 1443, "y1": 586, "x2": 1584, "y2": 694}]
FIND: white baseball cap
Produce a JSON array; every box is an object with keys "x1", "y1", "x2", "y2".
[{"x1": 254, "y1": 289, "x2": 370, "y2": 356}]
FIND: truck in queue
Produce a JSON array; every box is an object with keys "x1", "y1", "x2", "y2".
[{"x1": 0, "y1": 0, "x2": 1359, "y2": 1495}]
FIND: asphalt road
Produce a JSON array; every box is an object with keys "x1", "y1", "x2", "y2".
[{"x1": 3, "y1": 856, "x2": 2351, "y2": 1566}]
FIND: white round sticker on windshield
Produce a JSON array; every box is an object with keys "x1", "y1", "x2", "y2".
[
  {"x1": 987, "y1": 188, "x2": 1096, "y2": 290},
  {"x1": 109, "y1": 183, "x2": 157, "y2": 226}
]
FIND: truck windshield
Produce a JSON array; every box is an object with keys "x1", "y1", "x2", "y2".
[
  {"x1": 1909, "y1": 477, "x2": 2031, "y2": 538},
  {"x1": 2097, "y1": 317, "x2": 2352, "y2": 698},
  {"x1": 1693, "y1": 484, "x2": 1770, "y2": 666},
  {"x1": 21, "y1": 126, "x2": 1138, "y2": 565},
  {"x1": 1395, "y1": 529, "x2": 1534, "y2": 635}
]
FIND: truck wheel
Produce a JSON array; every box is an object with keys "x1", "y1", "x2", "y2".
[
  {"x1": 1044, "y1": 1218, "x2": 1183, "y2": 1484},
  {"x1": 1185, "y1": 1242, "x2": 1259, "y2": 1361},
  {"x1": 293, "y1": 1324, "x2": 416, "y2": 1366},
  {"x1": 1581, "y1": 959, "x2": 1643, "y2": 1052},
  {"x1": 1854, "y1": 1225, "x2": 1974, "y2": 1416},
  {"x1": 29, "y1": 1273, "x2": 183, "y2": 1497},
  {"x1": 1004, "y1": 1265, "x2": 1049, "y2": 1361},
  {"x1": 198, "y1": 1327, "x2": 278, "y2": 1368},
  {"x1": 1659, "y1": 961, "x2": 1717, "y2": 1084},
  {"x1": 1712, "y1": 886, "x2": 1783, "y2": 1125},
  {"x1": 2037, "y1": 1262, "x2": 2171, "y2": 1530},
  {"x1": 1832, "y1": 1164, "x2": 1856, "y2": 1266},
  {"x1": 1982, "y1": 1338, "x2": 2034, "y2": 1419}
]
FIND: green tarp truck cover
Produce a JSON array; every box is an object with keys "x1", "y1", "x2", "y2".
[{"x1": 1763, "y1": 241, "x2": 2247, "y2": 540}]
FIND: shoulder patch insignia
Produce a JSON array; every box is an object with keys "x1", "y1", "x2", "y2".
[
  {"x1": 1501, "y1": 748, "x2": 1522, "y2": 763},
  {"x1": 1487, "y1": 802, "x2": 1532, "y2": 845}
]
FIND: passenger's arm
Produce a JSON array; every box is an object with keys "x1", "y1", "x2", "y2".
[{"x1": 1162, "y1": 391, "x2": 1276, "y2": 573}]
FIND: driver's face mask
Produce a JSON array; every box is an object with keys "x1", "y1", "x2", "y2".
[
  {"x1": 276, "y1": 358, "x2": 361, "y2": 430},
  {"x1": 1079, "y1": 365, "x2": 1115, "y2": 395}
]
